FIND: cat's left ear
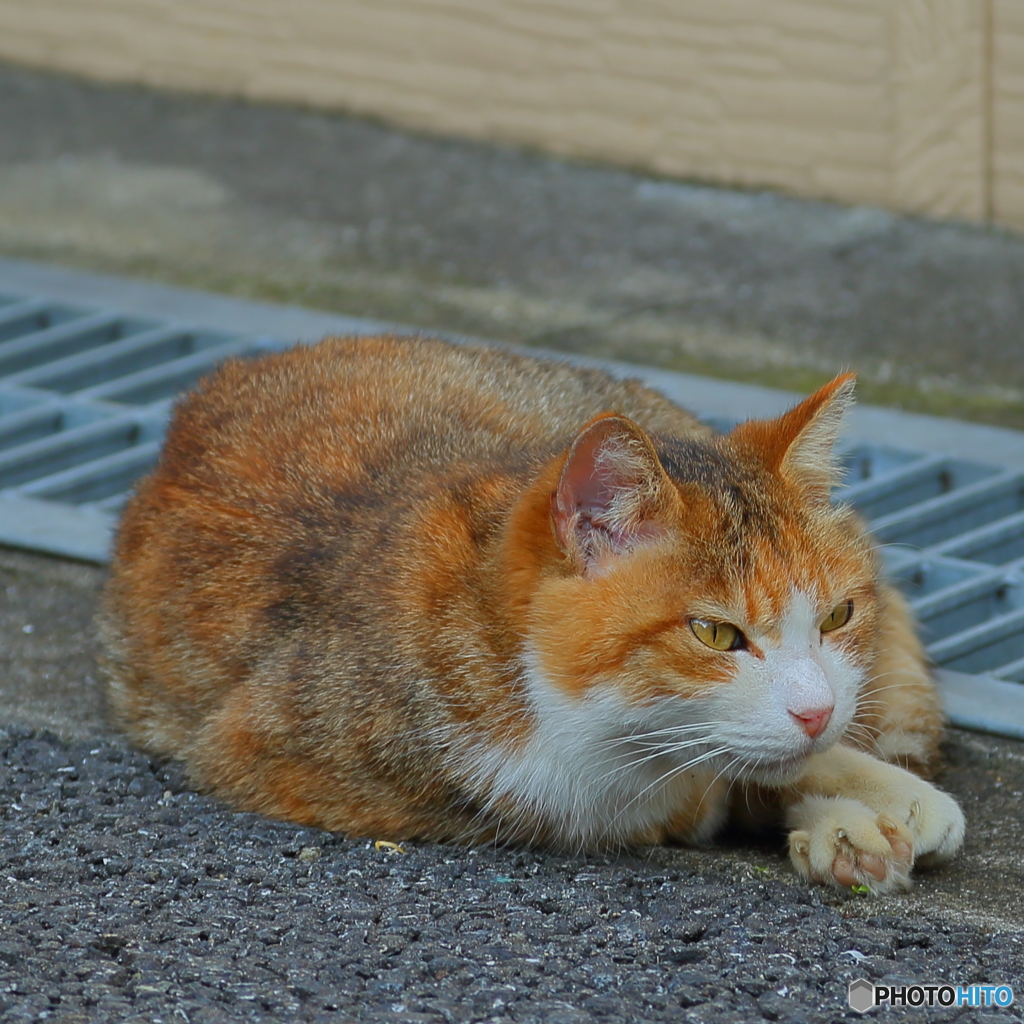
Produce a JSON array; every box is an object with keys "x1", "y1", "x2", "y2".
[
  {"x1": 552, "y1": 415, "x2": 677, "y2": 575},
  {"x1": 732, "y1": 373, "x2": 855, "y2": 501}
]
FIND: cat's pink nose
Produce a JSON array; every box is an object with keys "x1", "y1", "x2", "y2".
[{"x1": 790, "y1": 706, "x2": 833, "y2": 739}]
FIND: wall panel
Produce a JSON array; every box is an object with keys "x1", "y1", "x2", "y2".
[{"x1": 0, "y1": 0, "x2": 1017, "y2": 228}]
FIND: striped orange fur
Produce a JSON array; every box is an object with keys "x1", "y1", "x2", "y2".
[{"x1": 100, "y1": 336, "x2": 964, "y2": 892}]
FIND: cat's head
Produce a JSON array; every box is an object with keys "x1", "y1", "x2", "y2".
[{"x1": 510, "y1": 373, "x2": 878, "y2": 785}]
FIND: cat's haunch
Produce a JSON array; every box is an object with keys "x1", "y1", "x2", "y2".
[{"x1": 100, "y1": 336, "x2": 964, "y2": 893}]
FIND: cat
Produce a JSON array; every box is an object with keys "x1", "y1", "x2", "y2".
[{"x1": 100, "y1": 334, "x2": 965, "y2": 894}]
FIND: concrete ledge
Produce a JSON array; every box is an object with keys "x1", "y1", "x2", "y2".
[
  {"x1": 937, "y1": 669, "x2": 1024, "y2": 742},
  {"x1": 0, "y1": 494, "x2": 114, "y2": 565},
  {"x1": 0, "y1": 255, "x2": 396, "y2": 343}
]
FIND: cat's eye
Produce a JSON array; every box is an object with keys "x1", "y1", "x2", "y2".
[
  {"x1": 820, "y1": 600, "x2": 853, "y2": 633},
  {"x1": 689, "y1": 619, "x2": 746, "y2": 652}
]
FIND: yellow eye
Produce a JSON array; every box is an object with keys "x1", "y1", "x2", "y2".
[
  {"x1": 690, "y1": 619, "x2": 745, "y2": 652},
  {"x1": 820, "y1": 601, "x2": 853, "y2": 633}
]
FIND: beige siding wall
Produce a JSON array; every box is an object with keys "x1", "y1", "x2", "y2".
[
  {"x1": 994, "y1": 0, "x2": 1024, "y2": 228},
  {"x1": 0, "y1": 0, "x2": 1019, "y2": 228},
  {"x1": 892, "y1": 0, "x2": 988, "y2": 221}
]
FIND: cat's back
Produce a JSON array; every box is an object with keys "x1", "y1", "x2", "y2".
[{"x1": 160, "y1": 335, "x2": 702, "y2": 486}]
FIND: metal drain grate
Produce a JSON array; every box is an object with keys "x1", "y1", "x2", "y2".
[
  {"x1": 0, "y1": 291, "x2": 291, "y2": 561},
  {"x1": 1, "y1": 282, "x2": 1023, "y2": 739}
]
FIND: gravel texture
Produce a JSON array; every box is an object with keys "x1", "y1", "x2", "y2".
[{"x1": 1, "y1": 724, "x2": 1021, "y2": 1024}]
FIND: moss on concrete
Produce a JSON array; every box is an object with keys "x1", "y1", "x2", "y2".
[{"x1": 13, "y1": 243, "x2": 1019, "y2": 434}]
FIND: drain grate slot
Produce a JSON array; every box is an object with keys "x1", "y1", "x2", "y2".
[
  {"x1": 990, "y1": 655, "x2": 1024, "y2": 682},
  {"x1": 0, "y1": 397, "x2": 115, "y2": 453},
  {"x1": 74, "y1": 336, "x2": 261, "y2": 404},
  {"x1": 0, "y1": 298, "x2": 91, "y2": 343},
  {"x1": 882, "y1": 554, "x2": 989, "y2": 601},
  {"x1": 927, "y1": 608, "x2": 1024, "y2": 675},
  {"x1": 0, "y1": 415, "x2": 162, "y2": 490},
  {"x1": 869, "y1": 472, "x2": 1024, "y2": 547},
  {"x1": 5, "y1": 325, "x2": 242, "y2": 395},
  {"x1": 915, "y1": 573, "x2": 1024, "y2": 644},
  {"x1": 840, "y1": 456, "x2": 1000, "y2": 521},
  {"x1": 836, "y1": 443, "x2": 924, "y2": 486},
  {"x1": 20, "y1": 442, "x2": 163, "y2": 505},
  {"x1": 933, "y1": 510, "x2": 1024, "y2": 565},
  {"x1": 0, "y1": 282, "x2": 1023, "y2": 738},
  {"x1": 0, "y1": 313, "x2": 160, "y2": 377},
  {"x1": 0, "y1": 403, "x2": 67, "y2": 453}
]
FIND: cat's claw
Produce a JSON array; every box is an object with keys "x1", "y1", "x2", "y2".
[{"x1": 787, "y1": 797, "x2": 917, "y2": 894}]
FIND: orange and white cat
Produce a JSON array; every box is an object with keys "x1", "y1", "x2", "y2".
[{"x1": 101, "y1": 335, "x2": 965, "y2": 893}]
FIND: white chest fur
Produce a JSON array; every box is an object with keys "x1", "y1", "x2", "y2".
[{"x1": 462, "y1": 652, "x2": 727, "y2": 849}]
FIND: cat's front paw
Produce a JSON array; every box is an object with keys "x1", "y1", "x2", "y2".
[
  {"x1": 788, "y1": 796, "x2": 915, "y2": 894},
  {"x1": 786, "y1": 747, "x2": 966, "y2": 893}
]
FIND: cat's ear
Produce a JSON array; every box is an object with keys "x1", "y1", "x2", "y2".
[
  {"x1": 732, "y1": 373, "x2": 855, "y2": 500},
  {"x1": 552, "y1": 415, "x2": 675, "y2": 575}
]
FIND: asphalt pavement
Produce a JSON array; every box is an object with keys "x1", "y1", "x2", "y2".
[
  {"x1": 2, "y1": 451, "x2": 1023, "y2": 1024},
  {"x1": 1, "y1": 720, "x2": 1021, "y2": 1024}
]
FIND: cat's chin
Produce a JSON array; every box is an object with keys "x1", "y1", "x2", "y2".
[{"x1": 735, "y1": 752, "x2": 812, "y2": 787}]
